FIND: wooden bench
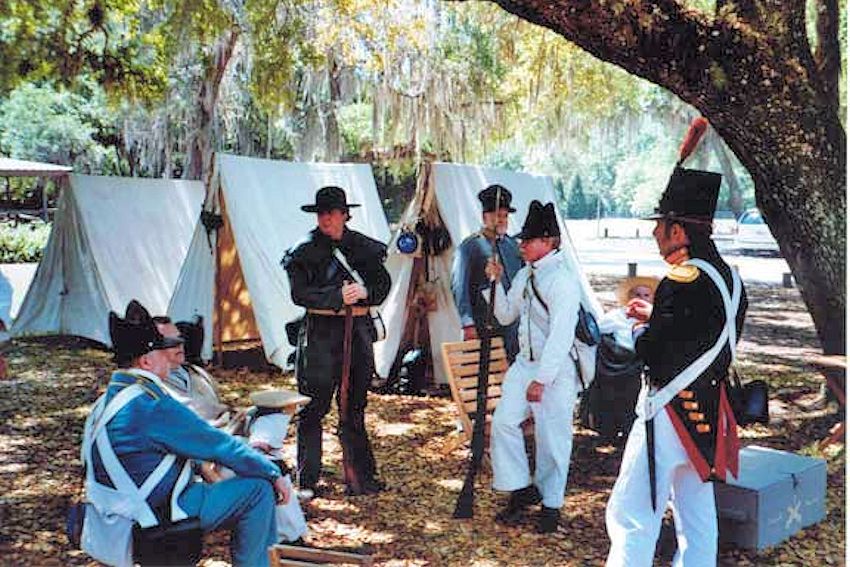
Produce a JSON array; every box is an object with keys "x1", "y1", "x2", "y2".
[
  {"x1": 268, "y1": 544, "x2": 373, "y2": 566},
  {"x1": 441, "y1": 338, "x2": 526, "y2": 457}
]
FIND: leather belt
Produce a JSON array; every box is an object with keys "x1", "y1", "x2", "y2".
[{"x1": 307, "y1": 307, "x2": 369, "y2": 317}]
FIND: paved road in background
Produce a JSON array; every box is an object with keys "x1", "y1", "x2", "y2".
[{"x1": 565, "y1": 219, "x2": 792, "y2": 285}]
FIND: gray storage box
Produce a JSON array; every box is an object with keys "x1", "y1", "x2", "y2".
[{"x1": 714, "y1": 445, "x2": 827, "y2": 550}]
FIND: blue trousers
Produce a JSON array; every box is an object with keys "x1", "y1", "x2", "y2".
[{"x1": 178, "y1": 477, "x2": 277, "y2": 567}]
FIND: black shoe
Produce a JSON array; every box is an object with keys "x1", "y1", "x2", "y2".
[
  {"x1": 362, "y1": 478, "x2": 386, "y2": 494},
  {"x1": 536, "y1": 507, "x2": 560, "y2": 534},
  {"x1": 495, "y1": 485, "x2": 542, "y2": 525},
  {"x1": 345, "y1": 478, "x2": 386, "y2": 496}
]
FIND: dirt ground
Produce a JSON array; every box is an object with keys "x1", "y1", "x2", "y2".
[{"x1": 0, "y1": 276, "x2": 844, "y2": 566}]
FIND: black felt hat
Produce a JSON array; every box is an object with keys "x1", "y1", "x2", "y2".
[
  {"x1": 515, "y1": 200, "x2": 560, "y2": 239},
  {"x1": 478, "y1": 184, "x2": 516, "y2": 213},
  {"x1": 644, "y1": 167, "x2": 722, "y2": 224},
  {"x1": 176, "y1": 315, "x2": 204, "y2": 366},
  {"x1": 644, "y1": 117, "x2": 721, "y2": 224},
  {"x1": 109, "y1": 300, "x2": 183, "y2": 365},
  {"x1": 301, "y1": 186, "x2": 361, "y2": 213}
]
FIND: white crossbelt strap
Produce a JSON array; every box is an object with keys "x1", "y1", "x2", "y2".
[
  {"x1": 639, "y1": 260, "x2": 741, "y2": 420},
  {"x1": 332, "y1": 248, "x2": 363, "y2": 285},
  {"x1": 84, "y1": 383, "x2": 191, "y2": 528}
]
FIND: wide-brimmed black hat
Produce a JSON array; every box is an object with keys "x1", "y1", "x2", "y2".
[
  {"x1": 643, "y1": 167, "x2": 721, "y2": 224},
  {"x1": 478, "y1": 184, "x2": 516, "y2": 213},
  {"x1": 109, "y1": 300, "x2": 183, "y2": 365},
  {"x1": 515, "y1": 200, "x2": 560, "y2": 239},
  {"x1": 301, "y1": 186, "x2": 361, "y2": 213},
  {"x1": 176, "y1": 315, "x2": 204, "y2": 366}
]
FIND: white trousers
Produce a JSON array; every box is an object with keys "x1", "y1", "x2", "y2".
[
  {"x1": 491, "y1": 358, "x2": 578, "y2": 509},
  {"x1": 605, "y1": 410, "x2": 717, "y2": 567}
]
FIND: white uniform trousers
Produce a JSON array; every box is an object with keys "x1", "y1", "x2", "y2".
[
  {"x1": 491, "y1": 357, "x2": 578, "y2": 509},
  {"x1": 605, "y1": 409, "x2": 717, "y2": 567}
]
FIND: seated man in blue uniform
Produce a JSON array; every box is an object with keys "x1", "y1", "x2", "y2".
[
  {"x1": 451, "y1": 184, "x2": 523, "y2": 361},
  {"x1": 82, "y1": 300, "x2": 289, "y2": 567}
]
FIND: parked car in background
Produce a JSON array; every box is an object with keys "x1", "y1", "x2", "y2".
[{"x1": 733, "y1": 208, "x2": 781, "y2": 255}]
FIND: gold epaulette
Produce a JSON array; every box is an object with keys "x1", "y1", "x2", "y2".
[{"x1": 667, "y1": 264, "x2": 700, "y2": 283}]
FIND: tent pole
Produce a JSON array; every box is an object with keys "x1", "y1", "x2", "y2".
[{"x1": 214, "y1": 192, "x2": 223, "y2": 367}]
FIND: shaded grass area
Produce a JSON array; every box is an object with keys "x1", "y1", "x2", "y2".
[{"x1": 0, "y1": 279, "x2": 843, "y2": 565}]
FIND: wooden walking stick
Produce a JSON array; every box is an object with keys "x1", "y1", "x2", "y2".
[
  {"x1": 453, "y1": 187, "x2": 502, "y2": 519},
  {"x1": 339, "y1": 300, "x2": 362, "y2": 494}
]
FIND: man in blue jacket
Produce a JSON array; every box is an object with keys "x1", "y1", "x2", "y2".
[
  {"x1": 85, "y1": 300, "x2": 289, "y2": 566},
  {"x1": 451, "y1": 184, "x2": 523, "y2": 361}
]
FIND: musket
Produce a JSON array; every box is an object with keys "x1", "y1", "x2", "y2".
[
  {"x1": 339, "y1": 300, "x2": 362, "y2": 494},
  {"x1": 333, "y1": 248, "x2": 365, "y2": 494},
  {"x1": 453, "y1": 186, "x2": 502, "y2": 519}
]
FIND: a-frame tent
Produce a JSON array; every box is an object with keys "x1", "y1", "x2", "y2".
[
  {"x1": 12, "y1": 174, "x2": 204, "y2": 345},
  {"x1": 167, "y1": 153, "x2": 391, "y2": 368},
  {"x1": 374, "y1": 162, "x2": 601, "y2": 386}
]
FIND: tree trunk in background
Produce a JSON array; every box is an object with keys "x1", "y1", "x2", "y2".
[
  {"x1": 324, "y1": 53, "x2": 342, "y2": 162},
  {"x1": 483, "y1": 0, "x2": 846, "y2": 354},
  {"x1": 711, "y1": 135, "x2": 744, "y2": 218},
  {"x1": 163, "y1": 96, "x2": 172, "y2": 179},
  {"x1": 184, "y1": 26, "x2": 240, "y2": 183}
]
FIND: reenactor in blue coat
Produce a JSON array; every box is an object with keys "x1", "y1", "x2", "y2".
[
  {"x1": 82, "y1": 300, "x2": 287, "y2": 567},
  {"x1": 451, "y1": 184, "x2": 524, "y2": 360}
]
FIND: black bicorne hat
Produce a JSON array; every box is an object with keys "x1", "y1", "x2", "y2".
[
  {"x1": 516, "y1": 200, "x2": 560, "y2": 239},
  {"x1": 109, "y1": 300, "x2": 183, "y2": 365},
  {"x1": 644, "y1": 117, "x2": 721, "y2": 225},
  {"x1": 301, "y1": 186, "x2": 361, "y2": 213},
  {"x1": 176, "y1": 315, "x2": 204, "y2": 366},
  {"x1": 478, "y1": 184, "x2": 516, "y2": 213}
]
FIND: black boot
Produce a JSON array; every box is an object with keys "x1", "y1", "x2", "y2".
[
  {"x1": 536, "y1": 506, "x2": 560, "y2": 534},
  {"x1": 495, "y1": 485, "x2": 542, "y2": 525}
]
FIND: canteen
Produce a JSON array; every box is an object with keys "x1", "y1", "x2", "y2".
[{"x1": 396, "y1": 230, "x2": 419, "y2": 254}]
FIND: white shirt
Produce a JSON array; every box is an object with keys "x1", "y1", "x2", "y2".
[{"x1": 490, "y1": 250, "x2": 580, "y2": 385}]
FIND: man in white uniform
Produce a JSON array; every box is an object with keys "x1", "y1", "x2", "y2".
[{"x1": 485, "y1": 200, "x2": 581, "y2": 534}]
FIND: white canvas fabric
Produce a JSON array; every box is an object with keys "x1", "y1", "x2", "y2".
[
  {"x1": 168, "y1": 154, "x2": 391, "y2": 368},
  {"x1": 12, "y1": 175, "x2": 203, "y2": 345},
  {"x1": 374, "y1": 162, "x2": 601, "y2": 385}
]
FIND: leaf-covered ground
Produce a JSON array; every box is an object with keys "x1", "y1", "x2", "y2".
[{"x1": 0, "y1": 277, "x2": 844, "y2": 566}]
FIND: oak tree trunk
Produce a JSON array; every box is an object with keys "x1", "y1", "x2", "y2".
[
  {"x1": 184, "y1": 26, "x2": 240, "y2": 184},
  {"x1": 484, "y1": 0, "x2": 846, "y2": 353}
]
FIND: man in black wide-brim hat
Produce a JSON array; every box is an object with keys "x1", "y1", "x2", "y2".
[
  {"x1": 606, "y1": 120, "x2": 748, "y2": 567},
  {"x1": 282, "y1": 185, "x2": 392, "y2": 497}
]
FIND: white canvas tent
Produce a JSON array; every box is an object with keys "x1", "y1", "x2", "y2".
[
  {"x1": 374, "y1": 162, "x2": 601, "y2": 386},
  {"x1": 168, "y1": 154, "x2": 391, "y2": 368},
  {"x1": 12, "y1": 174, "x2": 204, "y2": 344}
]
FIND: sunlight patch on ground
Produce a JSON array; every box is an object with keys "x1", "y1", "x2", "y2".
[
  {"x1": 311, "y1": 519, "x2": 396, "y2": 544},
  {"x1": 436, "y1": 478, "x2": 463, "y2": 492},
  {"x1": 373, "y1": 422, "x2": 417, "y2": 437},
  {"x1": 311, "y1": 498, "x2": 361, "y2": 514}
]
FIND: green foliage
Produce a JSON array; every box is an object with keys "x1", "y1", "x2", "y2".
[
  {"x1": 0, "y1": 0, "x2": 167, "y2": 100},
  {"x1": 0, "y1": 81, "x2": 121, "y2": 173},
  {"x1": 566, "y1": 175, "x2": 592, "y2": 219},
  {"x1": 338, "y1": 103, "x2": 373, "y2": 157},
  {"x1": 0, "y1": 222, "x2": 51, "y2": 263}
]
